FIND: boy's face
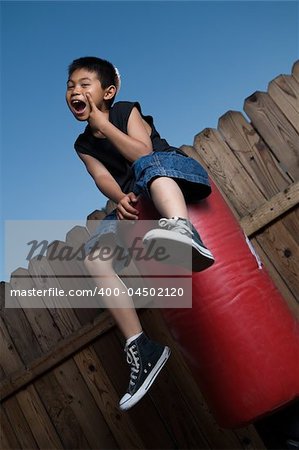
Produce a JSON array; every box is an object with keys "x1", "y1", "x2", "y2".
[{"x1": 66, "y1": 68, "x2": 112, "y2": 121}]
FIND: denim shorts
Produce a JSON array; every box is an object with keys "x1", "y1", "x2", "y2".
[
  {"x1": 132, "y1": 149, "x2": 210, "y2": 201},
  {"x1": 84, "y1": 149, "x2": 211, "y2": 271}
]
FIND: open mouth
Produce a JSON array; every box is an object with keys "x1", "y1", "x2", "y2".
[{"x1": 71, "y1": 99, "x2": 87, "y2": 114}]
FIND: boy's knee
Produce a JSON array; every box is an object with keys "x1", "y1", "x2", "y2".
[
  {"x1": 84, "y1": 251, "x2": 114, "y2": 275},
  {"x1": 84, "y1": 254, "x2": 93, "y2": 270}
]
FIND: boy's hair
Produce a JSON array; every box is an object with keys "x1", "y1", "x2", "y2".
[{"x1": 68, "y1": 56, "x2": 118, "y2": 107}]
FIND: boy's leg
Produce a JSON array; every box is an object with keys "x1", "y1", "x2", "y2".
[
  {"x1": 149, "y1": 176, "x2": 188, "y2": 218},
  {"x1": 145, "y1": 176, "x2": 214, "y2": 271},
  {"x1": 84, "y1": 245, "x2": 170, "y2": 410},
  {"x1": 84, "y1": 248, "x2": 142, "y2": 339}
]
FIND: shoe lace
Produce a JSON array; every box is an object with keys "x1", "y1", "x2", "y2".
[
  {"x1": 159, "y1": 217, "x2": 193, "y2": 237},
  {"x1": 125, "y1": 344, "x2": 140, "y2": 386}
]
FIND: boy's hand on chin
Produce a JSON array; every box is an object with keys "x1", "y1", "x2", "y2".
[{"x1": 86, "y1": 93, "x2": 108, "y2": 138}]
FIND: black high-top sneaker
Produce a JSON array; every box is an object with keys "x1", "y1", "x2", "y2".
[
  {"x1": 119, "y1": 333, "x2": 171, "y2": 411},
  {"x1": 143, "y1": 216, "x2": 215, "y2": 272}
]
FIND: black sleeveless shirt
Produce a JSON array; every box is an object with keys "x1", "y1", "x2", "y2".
[{"x1": 74, "y1": 101, "x2": 184, "y2": 194}]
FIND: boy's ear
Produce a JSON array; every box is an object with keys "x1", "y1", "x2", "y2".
[{"x1": 104, "y1": 85, "x2": 117, "y2": 100}]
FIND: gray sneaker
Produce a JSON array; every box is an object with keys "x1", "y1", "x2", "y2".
[
  {"x1": 143, "y1": 216, "x2": 215, "y2": 272},
  {"x1": 119, "y1": 333, "x2": 171, "y2": 411}
]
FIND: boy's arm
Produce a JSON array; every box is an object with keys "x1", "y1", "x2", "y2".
[
  {"x1": 86, "y1": 93, "x2": 153, "y2": 162},
  {"x1": 78, "y1": 152, "x2": 126, "y2": 203},
  {"x1": 78, "y1": 153, "x2": 139, "y2": 219}
]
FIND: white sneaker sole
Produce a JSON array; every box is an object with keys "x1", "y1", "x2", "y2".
[
  {"x1": 143, "y1": 229, "x2": 214, "y2": 272},
  {"x1": 119, "y1": 346, "x2": 171, "y2": 411}
]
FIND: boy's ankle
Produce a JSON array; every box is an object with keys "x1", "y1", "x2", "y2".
[{"x1": 126, "y1": 331, "x2": 143, "y2": 346}]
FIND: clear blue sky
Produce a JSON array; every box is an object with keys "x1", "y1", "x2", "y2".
[{"x1": 1, "y1": 1, "x2": 298, "y2": 280}]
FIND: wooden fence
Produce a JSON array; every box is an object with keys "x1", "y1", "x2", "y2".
[{"x1": 1, "y1": 61, "x2": 298, "y2": 449}]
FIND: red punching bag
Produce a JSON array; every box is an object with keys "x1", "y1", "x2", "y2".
[{"x1": 128, "y1": 182, "x2": 299, "y2": 428}]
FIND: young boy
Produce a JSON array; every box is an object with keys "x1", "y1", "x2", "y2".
[{"x1": 66, "y1": 56, "x2": 214, "y2": 410}]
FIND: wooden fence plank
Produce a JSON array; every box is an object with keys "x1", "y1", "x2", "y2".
[
  {"x1": 53, "y1": 356, "x2": 119, "y2": 449},
  {"x1": 52, "y1": 236, "x2": 95, "y2": 298},
  {"x1": 0, "y1": 326, "x2": 45, "y2": 448},
  {"x1": 74, "y1": 345, "x2": 145, "y2": 449},
  {"x1": 0, "y1": 315, "x2": 24, "y2": 376},
  {"x1": 255, "y1": 219, "x2": 299, "y2": 302},
  {"x1": 65, "y1": 225, "x2": 90, "y2": 246},
  {"x1": 64, "y1": 225, "x2": 98, "y2": 307},
  {"x1": 240, "y1": 181, "x2": 299, "y2": 237},
  {"x1": 0, "y1": 364, "x2": 6, "y2": 383},
  {"x1": 16, "y1": 384, "x2": 64, "y2": 449},
  {"x1": 244, "y1": 91, "x2": 299, "y2": 181},
  {"x1": 3, "y1": 397, "x2": 38, "y2": 449},
  {"x1": 10, "y1": 268, "x2": 63, "y2": 353},
  {"x1": 180, "y1": 143, "x2": 203, "y2": 160},
  {"x1": 194, "y1": 128, "x2": 265, "y2": 218},
  {"x1": 0, "y1": 311, "x2": 114, "y2": 400},
  {"x1": 149, "y1": 369, "x2": 211, "y2": 449},
  {"x1": 292, "y1": 60, "x2": 299, "y2": 83},
  {"x1": 46, "y1": 239, "x2": 87, "y2": 278},
  {"x1": 0, "y1": 283, "x2": 42, "y2": 366},
  {"x1": 282, "y1": 207, "x2": 299, "y2": 245},
  {"x1": 233, "y1": 427, "x2": 267, "y2": 450},
  {"x1": 0, "y1": 281, "x2": 9, "y2": 309},
  {"x1": 268, "y1": 75, "x2": 299, "y2": 133},
  {"x1": 45, "y1": 239, "x2": 101, "y2": 324},
  {"x1": 64, "y1": 227, "x2": 91, "y2": 279},
  {"x1": 33, "y1": 372, "x2": 92, "y2": 450},
  {"x1": 28, "y1": 256, "x2": 81, "y2": 335},
  {"x1": 0, "y1": 422, "x2": 11, "y2": 450},
  {"x1": 0, "y1": 281, "x2": 23, "y2": 382},
  {"x1": 0, "y1": 406, "x2": 21, "y2": 450},
  {"x1": 250, "y1": 237, "x2": 299, "y2": 318},
  {"x1": 218, "y1": 111, "x2": 292, "y2": 198}
]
